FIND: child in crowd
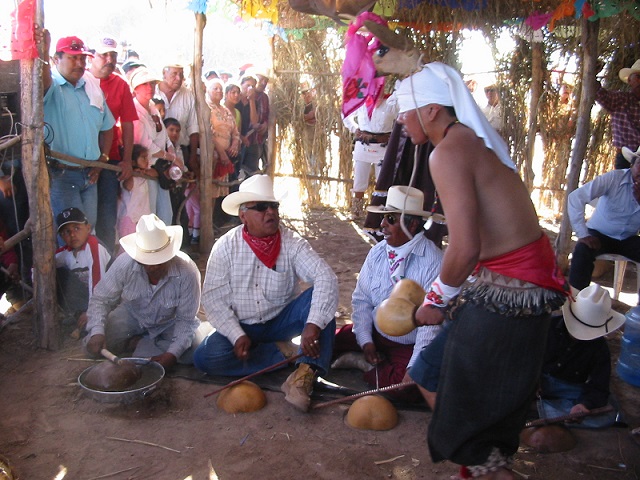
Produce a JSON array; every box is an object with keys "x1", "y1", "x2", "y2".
[
  {"x1": 118, "y1": 144, "x2": 153, "y2": 239},
  {"x1": 151, "y1": 97, "x2": 166, "y2": 119},
  {"x1": 55, "y1": 207, "x2": 111, "y2": 336},
  {"x1": 164, "y1": 117, "x2": 198, "y2": 244}
]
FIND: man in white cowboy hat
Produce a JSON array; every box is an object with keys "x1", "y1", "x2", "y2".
[
  {"x1": 595, "y1": 59, "x2": 640, "y2": 169},
  {"x1": 84, "y1": 215, "x2": 205, "y2": 369},
  {"x1": 394, "y1": 62, "x2": 568, "y2": 479},
  {"x1": 193, "y1": 175, "x2": 339, "y2": 413},
  {"x1": 537, "y1": 284, "x2": 624, "y2": 429},
  {"x1": 567, "y1": 153, "x2": 640, "y2": 300},
  {"x1": 332, "y1": 186, "x2": 443, "y2": 403}
]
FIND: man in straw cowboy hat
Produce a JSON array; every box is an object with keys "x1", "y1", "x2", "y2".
[
  {"x1": 595, "y1": 59, "x2": 640, "y2": 169},
  {"x1": 84, "y1": 214, "x2": 206, "y2": 369},
  {"x1": 567, "y1": 148, "x2": 640, "y2": 303},
  {"x1": 394, "y1": 62, "x2": 568, "y2": 479},
  {"x1": 332, "y1": 185, "x2": 443, "y2": 403},
  {"x1": 193, "y1": 175, "x2": 338, "y2": 412},
  {"x1": 536, "y1": 284, "x2": 624, "y2": 429}
]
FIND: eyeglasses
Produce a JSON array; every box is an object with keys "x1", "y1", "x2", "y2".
[
  {"x1": 244, "y1": 202, "x2": 279, "y2": 212},
  {"x1": 383, "y1": 213, "x2": 398, "y2": 225}
]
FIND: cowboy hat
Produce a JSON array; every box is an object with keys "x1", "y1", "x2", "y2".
[
  {"x1": 222, "y1": 175, "x2": 285, "y2": 216},
  {"x1": 621, "y1": 145, "x2": 640, "y2": 164},
  {"x1": 561, "y1": 284, "x2": 625, "y2": 340},
  {"x1": 619, "y1": 60, "x2": 640, "y2": 84},
  {"x1": 366, "y1": 186, "x2": 430, "y2": 218},
  {"x1": 119, "y1": 214, "x2": 183, "y2": 265}
]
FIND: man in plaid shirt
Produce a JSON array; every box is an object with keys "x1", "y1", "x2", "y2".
[
  {"x1": 595, "y1": 59, "x2": 640, "y2": 169},
  {"x1": 193, "y1": 175, "x2": 339, "y2": 412}
]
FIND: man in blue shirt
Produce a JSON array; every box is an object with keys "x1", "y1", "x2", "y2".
[
  {"x1": 567, "y1": 149, "x2": 640, "y2": 295},
  {"x1": 42, "y1": 33, "x2": 114, "y2": 230}
]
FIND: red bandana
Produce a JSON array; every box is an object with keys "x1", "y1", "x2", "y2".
[{"x1": 242, "y1": 227, "x2": 281, "y2": 269}]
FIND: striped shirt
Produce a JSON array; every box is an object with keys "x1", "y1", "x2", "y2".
[
  {"x1": 86, "y1": 251, "x2": 201, "y2": 358},
  {"x1": 595, "y1": 86, "x2": 640, "y2": 150},
  {"x1": 352, "y1": 234, "x2": 443, "y2": 367},
  {"x1": 202, "y1": 225, "x2": 338, "y2": 345}
]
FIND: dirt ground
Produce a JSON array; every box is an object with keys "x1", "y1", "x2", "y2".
[{"x1": 1, "y1": 206, "x2": 640, "y2": 480}]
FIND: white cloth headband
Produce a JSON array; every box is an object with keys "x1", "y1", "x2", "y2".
[{"x1": 396, "y1": 62, "x2": 516, "y2": 171}]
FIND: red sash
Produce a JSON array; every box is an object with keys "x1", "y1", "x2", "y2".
[
  {"x1": 242, "y1": 228, "x2": 281, "y2": 269},
  {"x1": 55, "y1": 235, "x2": 103, "y2": 291},
  {"x1": 475, "y1": 234, "x2": 568, "y2": 294}
]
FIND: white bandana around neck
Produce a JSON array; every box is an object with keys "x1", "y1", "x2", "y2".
[
  {"x1": 385, "y1": 233, "x2": 422, "y2": 284},
  {"x1": 395, "y1": 62, "x2": 516, "y2": 171}
]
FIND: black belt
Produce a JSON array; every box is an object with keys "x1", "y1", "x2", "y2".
[
  {"x1": 356, "y1": 131, "x2": 391, "y2": 145},
  {"x1": 47, "y1": 157, "x2": 89, "y2": 171}
]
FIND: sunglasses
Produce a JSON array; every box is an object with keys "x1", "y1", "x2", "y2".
[
  {"x1": 383, "y1": 213, "x2": 398, "y2": 225},
  {"x1": 244, "y1": 201, "x2": 280, "y2": 212}
]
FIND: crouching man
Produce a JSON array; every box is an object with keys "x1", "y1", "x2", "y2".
[{"x1": 85, "y1": 214, "x2": 204, "y2": 370}]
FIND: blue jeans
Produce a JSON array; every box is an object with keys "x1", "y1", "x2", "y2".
[
  {"x1": 537, "y1": 373, "x2": 616, "y2": 429},
  {"x1": 49, "y1": 166, "x2": 98, "y2": 231},
  {"x1": 95, "y1": 165, "x2": 119, "y2": 253},
  {"x1": 409, "y1": 320, "x2": 451, "y2": 392},
  {"x1": 193, "y1": 288, "x2": 335, "y2": 376}
]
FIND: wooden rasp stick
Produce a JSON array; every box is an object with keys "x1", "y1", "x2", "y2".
[
  {"x1": 312, "y1": 381, "x2": 416, "y2": 410},
  {"x1": 203, "y1": 353, "x2": 303, "y2": 398},
  {"x1": 524, "y1": 405, "x2": 614, "y2": 428}
]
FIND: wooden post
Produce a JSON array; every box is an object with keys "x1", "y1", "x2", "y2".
[
  {"x1": 524, "y1": 41, "x2": 544, "y2": 191},
  {"x1": 555, "y1": 18, "x2": 600, "y2": 272},
  {"x1": 19, "y1": 0, "x2": 59, "y2": 349},
  {"x1": 192, "y1": 12, "x2": 214, "y2": 252}
]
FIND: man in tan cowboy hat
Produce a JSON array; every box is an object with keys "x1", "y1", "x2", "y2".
[
  {"x1": 595, "y1": 59, "x2": 640, "y2": 169},
  {"x1": 332, "y1": 186, "x2": 443, "y2": 403},
  {"x1": 193, "y1": 175, "x2": 339, "y2": 412},
  {"x1": 537, "y1": 284, "x2": 624, "y2": 428},
  {"x1": 84, "y1": 215, "x2": 206, "y2": 369}
]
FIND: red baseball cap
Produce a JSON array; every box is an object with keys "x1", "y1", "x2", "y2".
[{"x1": 55, "y1": 36, "x2": 93, "y2": 56}]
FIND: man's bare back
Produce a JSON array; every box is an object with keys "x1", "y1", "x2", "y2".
[{"x1": 432, "y1": 123, "x2": 541, "y2": 262}]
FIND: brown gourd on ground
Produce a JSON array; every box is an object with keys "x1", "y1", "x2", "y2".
[
  {"x1": 217, "y1": 381, "x2": 267, "y2": 413},
  {"x1": 83, "y1": 360, "x2": 142, "y2": 391}
]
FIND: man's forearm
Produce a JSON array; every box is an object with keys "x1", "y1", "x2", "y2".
[{"x1": 120, "y1": 122, "x2": 134, "y2": 164}]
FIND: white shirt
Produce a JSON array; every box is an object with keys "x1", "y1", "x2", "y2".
[
  {"x1": 343, "y1": 94, "x2": 399, "y2": 134},
  {"x1": 55, "y1": 240, "x2": 111, "y2": 295},
  {"x1": 352, "y1": 234, "x2": 443, "y2": 367},
  {"x1": 202, "y1": 225, "x2": 339, "y2": 345},
  {"x1": 132, "y1": 99, "x2": 169, "y2": 158},
  {"x1": 155, "y1": 85, "x2": 199, "y2": 147}
]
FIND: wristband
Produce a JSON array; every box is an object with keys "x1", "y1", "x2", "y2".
[{"x1": 422, "y1": 275, "x2": 461, "y2": 308}]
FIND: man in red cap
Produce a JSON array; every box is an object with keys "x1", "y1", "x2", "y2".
[
  {"x1": 41, "y1": 31, "x2": 115, "y2": 234},
  {"x1": 87, "y1": 35, "x2": 138, "y2": 253}
]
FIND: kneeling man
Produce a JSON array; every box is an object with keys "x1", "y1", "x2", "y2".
[
  {"x1": 85, "y1": 214, "x2": 203, "y2": 370},
  {"x1": 193, "y1": 175, "x2": 339, "y2": 412}
]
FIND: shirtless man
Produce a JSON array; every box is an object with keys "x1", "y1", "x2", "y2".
[{"x1": 395, "y1": 63, "x2": 567, "y2": 479}]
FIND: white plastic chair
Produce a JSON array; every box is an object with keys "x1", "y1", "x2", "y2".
[{"x1": 595, "y1": 254, "x2": 640, "y2": 300}]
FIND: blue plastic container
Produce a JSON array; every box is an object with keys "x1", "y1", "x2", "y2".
[{"x1": 617, "y1": 305, "x2": 640, "y2": 387}]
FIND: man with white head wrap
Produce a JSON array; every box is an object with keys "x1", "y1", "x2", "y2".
[{"x1": 395, "y1": 62, "x2": 568, "y2": 479}]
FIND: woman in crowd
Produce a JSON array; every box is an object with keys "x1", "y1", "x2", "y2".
[{"x1": 130, "y1": 68, "x2": 175, "y2": 225}]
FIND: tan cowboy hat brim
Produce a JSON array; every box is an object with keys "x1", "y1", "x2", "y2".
[
  {"x1": 561, "y1": 294, "x2": 625, "y2": 341},
  {"x1": 119, "y1": 225, "x2": 183, "y2": 265},
  {"x1": 366, "y1": 204, "x2": 431, "y2": 218},
  {"x1": 619, "y1": 60, "x2": 640, "y2": 83},
  {"x1": 622, "y1": 146, "x2": 640, "y2": 163},
  {"x1": 222, "y1": 191, "x2": 286, "y2": 216}
]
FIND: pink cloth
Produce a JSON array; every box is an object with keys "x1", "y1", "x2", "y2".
[
  {"x1": 341, "y1": 12, "x2": 387, "y2": 118},
  {"x1": 185, "y1": 183, "x2": 200, "y2": 229}
]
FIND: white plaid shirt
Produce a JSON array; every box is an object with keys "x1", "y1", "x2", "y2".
[
  {"x1": 86, "y1": 251, "x2": 201, "y2": 358},
  {"x1": 202, "y1": 226, "x2": 339, "y2": 345},
  {"x1": 352, "y1": 234, "x2": 443, "y2": 367}
]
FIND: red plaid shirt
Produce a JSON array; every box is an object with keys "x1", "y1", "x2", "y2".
[{"x1": 595, "y1": 85, "x2": 640, "y2": 149}]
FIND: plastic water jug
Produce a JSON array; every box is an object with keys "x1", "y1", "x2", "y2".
[{"x1": 617, "y1": 305, "x2": 640, "y2": 387}]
